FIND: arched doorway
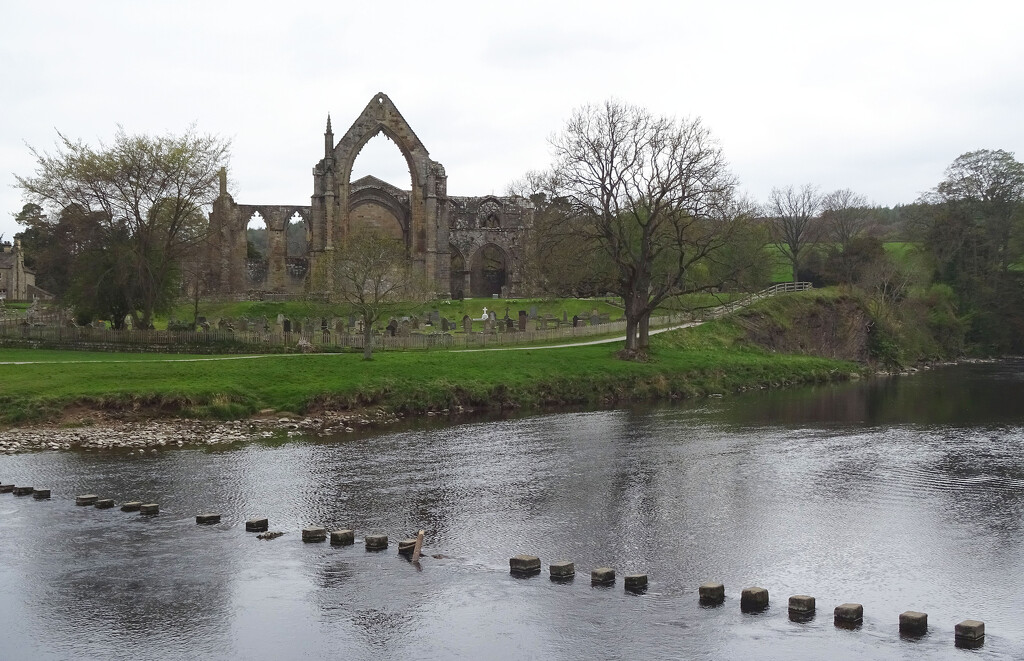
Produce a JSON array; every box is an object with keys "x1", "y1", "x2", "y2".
[
  {"x1": 450, "y1": 245, "x2": 466, "y2": 299},
  {"x1": 469, "y1": 244, "x2": 508, "y2": 297}
]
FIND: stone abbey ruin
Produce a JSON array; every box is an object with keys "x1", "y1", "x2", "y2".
[{"x1": 207, "y1": 93, "x2": 532, "y2": 299}]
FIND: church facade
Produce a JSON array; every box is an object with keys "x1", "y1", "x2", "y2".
[{"x1": 207, "y1": 93, "x2": 532, "y2": 298}]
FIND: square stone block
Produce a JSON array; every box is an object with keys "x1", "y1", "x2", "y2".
[
  {"x1": 398, "y1": 539, "x2": 417, "y2": 555},
  {"x1": 740, "y1": 587, "x2": 769, "y2": 612},
  {"x1": 624, "y1": 574, "x2": 648, "y2": 592},
  {"x1": 510, "y1": 555, "x2": 541, "y2": 574},
  {"x1": 899, "y1": 611, "x2": 927, "y2": 636},
  {"x1": 302, "y1": 526, "x2": 327, "y2": 542},
  {"x1": 139, "y1": 503, "x2": 159, "y2": 515},
  {"x1": 76, "y1": 494, "x2": 98, "y2": 506},
  {"x1": 699, "y1": 582, "x2": 725, "y2": 605},
  {"x1": 834, "y1": 603, "x2": 863, "y2": 626},
  {"x1": 955, "y1": 619, "x2": 985, "y2": 646},
  {"x1": 591, "y1": 567, "x2": 616, "y2": 585},
  {"x1": 120, "y1": 501, "x2": 142, "y2": 512},
  {"x1": 330, "y1": 529, "x2": 355, "y2": 546},
  {"x1": 788, "y1": 595, "x2": 815, "y2": 615},
  {"x1": 365, "y1": 534, "x2": 389, "y2": 551},
  {"x1": 32, "y1": 489, "x2": 50, "y2": 499},
  {"x1": 245, "y1": 517, "x2": 269, "y2": 532},
  {"x1": 549, "y1": 561, "x2": 575, "y2": 579},
  {"x1": 196, "y1": 513, "x2": 221, "y2": 525},
  {"x1": 94, "y1": 499, "x2": 115, "y2": 509}
]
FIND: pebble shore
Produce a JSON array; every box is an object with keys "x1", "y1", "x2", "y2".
[{"x1": 0, "y1": 408, "x2": 418, "y2": 454}]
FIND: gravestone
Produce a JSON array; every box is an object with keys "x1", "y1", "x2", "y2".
[
  {"x1": 572, "y1": 315, "x2": 580, "y2": 327},
  {"x1": 462, "y1": 315, "x2": 472, "y2": 333},
  {"x1": 348, "y1": 314, "x2": 356, "y2": 328},
  {"x1": 540, "y1": 317, "x2": 548, "y2": 330},
  {"x1": 441, "y1": 318, "x2": 449, "y2": 332},
  {"x1": 529, "y1": 305, "x2": 538, "y2": 319},
  {"x1": 398, "y1": 320, "x2": 412, "y2": 337},
  {"x1": 485, "y1": 317, "x2": 495, "y2": 333},
  {"x1": 430, "y1": 310, "x2": 440, "y2": 326},
  {"x1": 277, "y1": 313, "x2": 285, "y2": 326},
  {"x1": 411, "y1": 316, "x2": 420, "y2": 330},
  {"x1": 238, "y1": 318, "x2": 249, "y2": 332},
  {"x1": 489, "y1": 310, "x2": 497, "y2": 322},
  {"x1": 335, "y1": 318, "x2": 346, "y2": 333},
  {"x1": 218, "y1": 318, "x2": 229, "y2": 331},
  {"x1": 506, "y1": 317, "x2": 514, "y2": 331},
  {"x1": 386, "y1": 319, "x2": 398, "y2": 337},
  {"x1": 283, "y1": 319, "x2": 292, "y2": 333},
  {"x1": 563, "y1": 311, "x2": 568, "y2": 323},
  {"x1": 590, "y1": 313, "x2": 600, "y2": 326},
  {"x1": 518, "y1": 311, "x2": 528, "y2": 331}
]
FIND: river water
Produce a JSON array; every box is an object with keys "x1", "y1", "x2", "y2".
[{"x1": 1, "y1": 361, "x2": 1023, "y2": 660}]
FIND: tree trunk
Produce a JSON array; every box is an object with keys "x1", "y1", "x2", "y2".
[
  {"x1": 638, "y1": 312, "x2": 650, "y2": 349},
  {"x1": 362, "y1": 319, "x2": 374, "y2": 360},
  {"x1": 624, "y1": 316, "x2": 638, "y2": 351}
]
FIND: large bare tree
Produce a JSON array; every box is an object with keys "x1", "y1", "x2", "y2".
[
  {"x1": 535, "y1": 100, "x2": 740, "y2": 355},
  {"x1": 767, "y1": 184, "x2": 823, "y2": 282}
]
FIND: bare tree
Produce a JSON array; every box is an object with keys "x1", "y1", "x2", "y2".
[
  {"x1": 535, "y1": 100, "x2": 740, "y2": 355},
  {"x1": 333, "y1": 228, "x2": 424, "y2": 360},
  {"x1": 821, "y1": 188, "x2": 872, "y2": 247},
  {"x1": 767, "y1": 184, "x2": 823, "y2": 282}
]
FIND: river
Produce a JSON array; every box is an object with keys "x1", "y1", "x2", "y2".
[{"x1": 1, "y1": 361, "x2": 1023, "y2": 660}]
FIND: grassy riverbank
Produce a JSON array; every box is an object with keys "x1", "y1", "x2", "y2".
[{"x1": 0, "y1": 315, "x2": 858, "y2": 426}]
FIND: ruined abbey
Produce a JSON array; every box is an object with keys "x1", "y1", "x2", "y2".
[{"x1": 207, "y1": 93, "x2": 532, "y2": 299}]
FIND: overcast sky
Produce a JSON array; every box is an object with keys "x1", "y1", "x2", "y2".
[{"x1": 2, "y1": 0, "x2": 1022, "y2": 239}]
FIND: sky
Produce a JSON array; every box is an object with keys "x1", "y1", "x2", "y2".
[{"x1": 2, "y1": 0, "x2": 1022, "y2": 239}]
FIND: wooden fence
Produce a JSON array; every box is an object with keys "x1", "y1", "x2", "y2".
[{"x1": 0, "y1": 283, "x2": 812, "y2": 353}]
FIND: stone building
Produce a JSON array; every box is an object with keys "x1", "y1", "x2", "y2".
[
  {"x1": 207, "y1": 93, "x2": 532, "y2": 298},
  {"x1": 0, "y1": 239, "x2": 50, "y2": 301}
]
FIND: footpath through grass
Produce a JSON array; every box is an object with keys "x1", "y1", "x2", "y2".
[{"x1": 0, "y1": 316, "x2": 857, "y2": 425}]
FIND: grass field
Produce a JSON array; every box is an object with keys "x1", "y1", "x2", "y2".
[{"x1": 0, "y1": 303, "x2": 856, "y2": 425}]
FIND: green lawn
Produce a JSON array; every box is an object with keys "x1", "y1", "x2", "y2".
[{"x1": 0, "y1": 315, "x2": 855, "y2": 425}]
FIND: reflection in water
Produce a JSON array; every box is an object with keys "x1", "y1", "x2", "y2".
[{"x1": 0, "y1": 361, "x2": 1022, "y2": 659}]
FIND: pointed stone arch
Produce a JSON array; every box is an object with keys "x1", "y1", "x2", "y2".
[{"x1": 310, "y1": 93, "x2": 450, "y2": 294}]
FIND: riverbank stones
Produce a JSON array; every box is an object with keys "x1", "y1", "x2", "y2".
[
  {"x1": 741, "y1": 587, "x2": 769, "y2": 612},
  {"x1": 246, "y1": 517, "x2": 269, "y2": 532},
  {"x1": 510, "y1": 555, "x2": 541, "y2": 576},
  {"x1": 139, "y1": 503, "x2": 159, "y2": 515},
  {"x1": 120, "y1": 501, "x2": 142, "y2": 512},
  {"x1": 624, "y1": 574, "x2": 648, "y2": 593},
  {"x1": 95, "y1": 499, "x2": 115, "y2": 509},
  {"x1": 330, "y1": 529, "x2": 355, "y2": 546},
  {"x1": 835, "y1": 603, "x2": 863, "y2": 627},
  {"x1": 0, "y1": 484, "x2": 13, "y2": 493},
  {"x1": 900, "y1": 611, "x2": 927, "y2": 636},
  {"x1": 591, "y1": 567, "x2": 616, "y2": 586},
  {"x1": 789, "y1": 595, "x2": 816, "y2": 621},
  {"x1": 196, "y1": 513, "x2": 221, "y2": 525},
  {"x1": 32, "y1": 489, "x2": 50, "y2": 499},
  {"x1": 76, "y1": 494, "x2": 98, "y2": 506},
  {"x1": 365, "y1": 534, "x2": 388, "y2": 551},
  {"x1": 955, "y1": 620, "x2": 984, "y2": 648},
  {"x1": 699, "y1": 582, "x2": 725, "y2": 606},
  {"x1": 398, "y1": 539, "x2": 417, "y2": 556},
  {"x1": 549, "y1": 561, "x2": 575, "y2": 581},
  {"x1": 302, "y1": 527, "x2": 327, "y2": 542}
]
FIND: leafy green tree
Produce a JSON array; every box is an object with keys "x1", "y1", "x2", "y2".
[
  {"x1": 16, "y1": 127, "x2": 230, "y2": 327},
  {"x1": 917, "y1": 149, "x2": 1024, "y2": 350}
]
